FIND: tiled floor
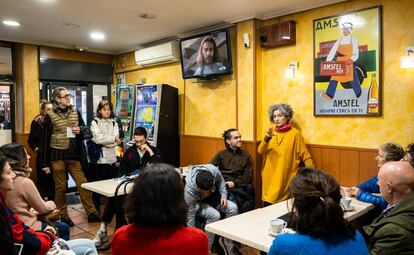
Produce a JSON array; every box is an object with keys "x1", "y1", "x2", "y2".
[
  {"x1": 68, "y1": 202, "x2": 114, "y2": 255},
  {"x1": 68, "y1": 199, "x2": 259, "y2": 255}
]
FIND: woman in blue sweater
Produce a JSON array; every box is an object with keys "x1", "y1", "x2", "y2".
[
  {"x1": 345, "y1": 143, "x2": 404, "y2": 209},
  {"x1": 269, "y1": 167, "x2": 368, "y2": 255}
]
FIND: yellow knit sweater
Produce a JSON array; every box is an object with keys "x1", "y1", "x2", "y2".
[{"x1": 258, "y1": 127, "x2": 313, "y2": 204}]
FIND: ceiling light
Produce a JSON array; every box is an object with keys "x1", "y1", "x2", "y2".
[
  {"x1": 2, "y1": 20, "x2": 21, "y2": 27},
  {"x1": 139, "y1": 13, "x2": 156, "y2": 19},
  {"x1": 90, "y1": 32, "x2": 105, "y2": 41},
  {"x1": 74, "y1": 45, "x2": 88, "y2": 52}
]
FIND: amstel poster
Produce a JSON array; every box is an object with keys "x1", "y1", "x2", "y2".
[{"x1": 313, "y1": 6, "x2": 381, "y2": 116}]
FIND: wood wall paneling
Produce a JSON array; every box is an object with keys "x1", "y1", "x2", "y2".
[
  {"x1": 308, "y1": 146, "x2": 322, "y2": 169},
  {"x1": 339, "y1": 150, "x2": 359, "y2": 186},
  {"x1": 321, "y1": 148, "x2": 340, "y2": 180},
  {"x1": 359, "y1": 151, "x2": 378, "y2": 183},
  {"x1": 179, "y1": 136, "x2": 378, "y2": 208}
]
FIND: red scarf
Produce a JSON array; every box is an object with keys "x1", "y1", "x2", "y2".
[{"x1": 275, "y1": 124, "x2": 292, "y2": 132}]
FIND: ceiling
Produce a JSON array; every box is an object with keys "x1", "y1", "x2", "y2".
[{"x1": 0, "y1": 0, "x2": 346, "y2": 55}]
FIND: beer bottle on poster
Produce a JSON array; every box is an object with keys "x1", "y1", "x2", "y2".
[{"x1": 367, "y1": 72, "x2": 379, "y2": 114}]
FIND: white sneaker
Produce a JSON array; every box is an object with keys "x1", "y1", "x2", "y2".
[{"x1": 93, "y1": 229, "x2": 109, "y2": 247}]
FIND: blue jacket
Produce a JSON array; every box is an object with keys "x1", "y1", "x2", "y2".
[
  {"x1": 357, "y1": 176, "x2": 387, "y2": 209},
  {"x1": 269, "y1": 231, "x2": 368, "y2": 255}
]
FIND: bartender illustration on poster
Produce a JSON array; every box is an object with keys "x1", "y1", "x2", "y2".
[{"x1": 313, "y1": 7, "x2": 381, "y2": 116}]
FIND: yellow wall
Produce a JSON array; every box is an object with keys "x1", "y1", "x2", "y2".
[
  {"x1": 259, "y1": 0, "x2": 414, "y2": 148},
  {"x1": 15, "y1": 44, "x2": 39, "y2": 133},
  {"x1": 118, "y1": 27, "x2": 243, "y2": 138},
  {"x1": 116, "y1": 0, "x2": 413, "y2": 149},
  {"x1": 237, "y1": 20, "x2": 256, "y2": 141}
]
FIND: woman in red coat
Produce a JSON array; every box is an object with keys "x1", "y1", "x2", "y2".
[{"x1": 111, "y1": 163, "x2": 208, "y2": 255}]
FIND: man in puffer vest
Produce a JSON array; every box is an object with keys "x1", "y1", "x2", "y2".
[{"x1": 39, "y1": 87, "x2": 100, "y2": 227}]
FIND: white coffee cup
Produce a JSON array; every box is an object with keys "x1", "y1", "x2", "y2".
[
  {"x1": 340, "y1": 197, "x2": 352, "y2": 210},
  {"x1": 270, "y1": 219, "x2": 287, "y2": 234}
]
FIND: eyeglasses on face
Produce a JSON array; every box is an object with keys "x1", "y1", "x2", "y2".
[{"x1": 59, "y1": 94, "x2": 72, "y2": 99}]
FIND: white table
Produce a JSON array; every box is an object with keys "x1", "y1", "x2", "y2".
[
  {"x1": 81, "y1": 167, "x2": 189, "y2": 197},
  {"x1": 205, "y1": 198, "x2": 375, "y2": 252}
]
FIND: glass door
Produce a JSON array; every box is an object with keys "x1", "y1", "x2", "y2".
[{"x1": 0, "y1": 82, "x2": 14, "y2": 145}]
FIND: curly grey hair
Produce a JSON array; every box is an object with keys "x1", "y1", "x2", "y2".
[{"x1": 268, "y1": 104, "x2": 294, "y2": 123}]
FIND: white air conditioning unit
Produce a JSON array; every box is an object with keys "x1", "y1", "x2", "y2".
[{"x1": 135, "y1": 40, "x2": 180, "y2": 67}]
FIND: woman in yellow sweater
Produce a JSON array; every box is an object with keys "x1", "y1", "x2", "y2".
[{"x1": 258, "y1": 104, "x2": 313, "y2": 205}]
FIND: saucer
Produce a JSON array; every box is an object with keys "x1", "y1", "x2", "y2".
[
  {"x1": 268, "y1": 228, "x2": 294, "y2": 237},
  {"x1": 343, "y1": 205, "x2": 355, "y2": 212}
]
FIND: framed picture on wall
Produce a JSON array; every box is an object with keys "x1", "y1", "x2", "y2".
[{"x1": 313, "y1": 6, "x2": 382, "y2": 116}]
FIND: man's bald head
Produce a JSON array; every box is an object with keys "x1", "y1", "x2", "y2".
[{"x1": 378, "y1": 161, "x2": 414, "y2": 205}]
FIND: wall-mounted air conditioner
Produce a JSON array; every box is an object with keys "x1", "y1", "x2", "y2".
[{"x1": 135, "y1": 40, "x2": 180, "y2": 67}]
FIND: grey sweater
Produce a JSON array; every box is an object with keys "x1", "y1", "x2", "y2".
[{"x1": 184, "y1": 164, "x2": 227, "y2": 227}]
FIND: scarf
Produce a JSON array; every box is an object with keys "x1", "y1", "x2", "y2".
[
  {"x1": 275, "y1": 124, "x2": 292, "y2": 132},
  {"x1": 52, "y1": 103, "x2": 71, "y2": 117}
]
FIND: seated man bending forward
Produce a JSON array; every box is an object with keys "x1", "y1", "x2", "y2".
[{"x1": 185, "y1": 164, "x2": 238, "y2": 254}]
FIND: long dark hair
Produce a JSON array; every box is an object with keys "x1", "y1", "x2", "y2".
[
  {"x1": 125, "y1": 163, "x2": 188, "y2": 226},
  {"x1": 289, "y1": 167, "x2": 355, "y2": 238},
  {"x1": 0, "y1": 153, "x2": 8, "y2": 181},
  {"x1": 196, "y1": 36, "x2": 222, "y2": 65}
]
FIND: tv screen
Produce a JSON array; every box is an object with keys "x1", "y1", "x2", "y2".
[{"x1": 180, "y1": 29, "x2": 232, "y2": 79}]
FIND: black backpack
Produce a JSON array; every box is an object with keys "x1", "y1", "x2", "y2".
[{"x1": 86, "y1": 119, "x2": 115, "y2": 164}]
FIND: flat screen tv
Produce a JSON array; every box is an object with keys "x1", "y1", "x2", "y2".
[{"x1": 180, "y1": 29, "x2": 232, "y2": 79}]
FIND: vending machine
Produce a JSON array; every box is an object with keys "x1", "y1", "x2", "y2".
[
  {"x1": 134, "y1": 84, "x2": 178, "y2": 166},
  {"x1": 114, "y1": 85, "x2": 135, "y2": 141}
]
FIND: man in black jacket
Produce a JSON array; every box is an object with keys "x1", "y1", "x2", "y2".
[
  {"x1": 119, "y1": 127, "x2": 162, "y2": 176},
  {"x1": 210, "y1": 128, "x2": 255, "y2": 213}
]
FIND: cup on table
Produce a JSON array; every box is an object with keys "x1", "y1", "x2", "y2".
[
  {"x1": 340, "y1": 197, "x2": 352, "y2": 210},
  {"x1": 270, "y1": 219, "x2": 287, "y2": 235}
]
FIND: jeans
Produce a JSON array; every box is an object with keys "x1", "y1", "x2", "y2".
[
  {"x1": 326, "y1": 68, "x2": 362, "y2": 98},
  {"x1": 42, "y1": 221, "x2": 70, "y2": 241},
  {"x1": 51, "y1": 160, "x2": 96, "y2": 217},
  {"x1": 196, "y1": 200, "x2": 238, "y2": 250},
  {"x1": 67, "y1": 239, "x2": 98, "y2": 255}
]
